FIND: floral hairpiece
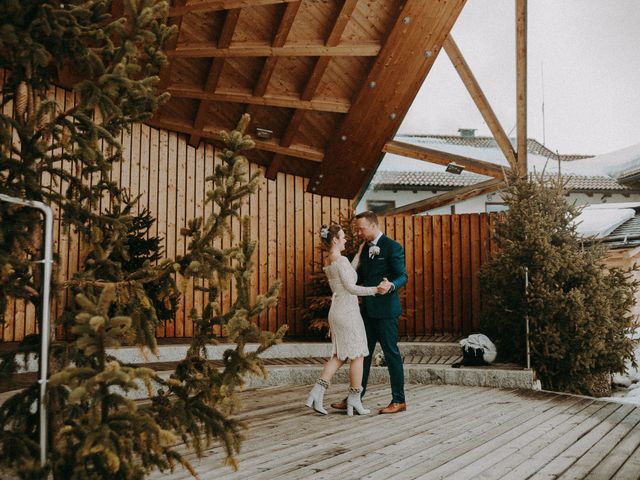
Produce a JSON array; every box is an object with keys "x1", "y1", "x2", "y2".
[{"x1": 320, "y1": 226, "x2": 329, "y2": 239}]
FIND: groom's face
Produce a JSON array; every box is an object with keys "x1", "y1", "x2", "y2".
[{"x1": 355, "y1": 218, "x2": 378, "y2": 242}]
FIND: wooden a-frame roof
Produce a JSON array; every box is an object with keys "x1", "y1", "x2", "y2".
[{"x1": 146, "y1": 0, "x2": 468, "y2": 200}]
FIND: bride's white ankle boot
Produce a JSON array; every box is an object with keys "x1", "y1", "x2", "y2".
[
  {"x1": 347, "y1": 387, "x2": 370, "y2": 416},
  {"x1": 305, "y1": 379, "x2": 329, "y2": 415}
]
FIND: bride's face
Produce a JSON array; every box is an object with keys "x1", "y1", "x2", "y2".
[{"x1": 334, "y1": 229, "x2": 346, "y2": 251}]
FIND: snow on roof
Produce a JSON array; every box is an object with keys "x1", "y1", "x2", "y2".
[
  {"x1": 574, "y1": 206, "x2": 636, "y2": 239},
  {"x1": 381, "y1": 135, "x2": 640, "y2": 179}
]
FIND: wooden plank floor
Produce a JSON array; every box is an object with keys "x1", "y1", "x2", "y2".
[{"x1": 151, "y1": 384, "x2": 640, "y2": 480}]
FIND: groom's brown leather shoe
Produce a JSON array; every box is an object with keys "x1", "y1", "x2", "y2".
[
  {"x1": 331, "y1": 398, "x2": 347, "y2": 410},
  {"x1": 379, "y1": 402, "x2": 406, "y2": 414}
]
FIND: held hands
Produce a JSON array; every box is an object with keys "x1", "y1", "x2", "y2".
[{"x1": 376, "y1": 277, "x2": 393, "y2": 295}]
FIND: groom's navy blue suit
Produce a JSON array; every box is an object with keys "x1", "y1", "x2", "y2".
[{"x1": 357, "y1": 234, "x2": 408, "y2": 403}]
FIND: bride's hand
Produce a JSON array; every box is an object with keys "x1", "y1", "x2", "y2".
[{"x1": 357, "y1": 241, "x2": 365, "y2": 256}]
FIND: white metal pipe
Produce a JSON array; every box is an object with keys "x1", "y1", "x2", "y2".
[{"x1": 0, "y1": 193, "x2": 53, "y2": 466}]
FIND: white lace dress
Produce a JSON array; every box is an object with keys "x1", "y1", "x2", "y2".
[{"x1": 323, "y1": 256, "x2": 377, "y2": 360}]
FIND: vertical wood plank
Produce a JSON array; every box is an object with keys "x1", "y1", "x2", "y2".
[
  {"x1": 441, "y1": 215, "x2": 452, "y2": 334},
  {"x1": 258, "y1": 170, "x2": 269, "y2": 330},
  {"x1": 294, "y1": 176, "x2": 304, "y2": 336},
  {"x1": 413, "y1": 217, "x2": 424, "y2": 336},
  {"x1": 423, "y1": 216, "x2": 434, "y2": 335},
  {"x1": 164, "y1": 131, "x2": 178, "y2": 338},
  {"x1": 396, "y1": 215, "x2": 408, "y2": 336},
  {"x1": 451, "y1": 214, "x2": 462, "y2": 335},
  {"x1": 470, "y1": 213, "x2": 482, "y2": 332},
  {"x1": 460, "y1": 214, "x2": 472, "y2": 335},
  {"x1": 155, "y1": 128, "x2": 169, "y2": 338},
  {"x1": 432, "y1": 215, "x2": 443, "y2": 335},
  {"x1": 267, "y1": 174, "x2": 278, "y2": 332},
  {"x1": 276, "y1": 174, "x2": 286, "y2": 331}
]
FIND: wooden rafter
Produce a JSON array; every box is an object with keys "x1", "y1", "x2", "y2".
[
  {"x1": 168, "y1": 86, "x2": 350, "y2": 112},
  {"x1": 147, "y1": 118, "x2": 324, "y2": 162},
  {"x1": 253, "y1": 1, "x2": 302, "y2": 97},
  {"x1": 310, "y1": 0, "x2": 467, "y2": 198},
  {"x1": 157, "y1": 0, "x2": 187, "y2": 92},
  {"x1": 168, "y1": 0, "x2": 296, "y2": 17},
  {"x1": 167, "y1": 43, "x2": 381, "y2": 58},
  {"x1": 265, "y1": 0, "x2": 359, "y2": 179},
  {"x1": 516, "y1": 0, "x2": 528, "y2": 176},
  {"x1": 380, "y1": 178, "x2": 505, "y2": 216},
  {"x1": 189, "y1": 8, "x2": 241, "y2": 147},
  {"x1": 443, "y1": 35, "x2": 517, "y2": 169},
  {"x1": 383, "y1": 140, "x2": 510, "y2": 178}
]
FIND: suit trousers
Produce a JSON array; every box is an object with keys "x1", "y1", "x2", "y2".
[{"x1": 360, "y1": 313, "x2": 405, "y2": 403}]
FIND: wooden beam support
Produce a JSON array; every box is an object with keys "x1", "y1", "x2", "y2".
[
  {"x1": 253, "y1": 1, "x2": 302, "y2": 97},
  {"x1": 190, "y1": 8, "x2": 241, "y2": 147},
  {"x1": 167, "y1": 43, "x2": 381, "y2": 58},
  {"x1": 169, "y1": 0, "x2": 296, "y2": 17},
  {"x1": 380, "y1": 178, "x2": 505, "y2": 216},
  {"x1": 383, "y1": 140, "x2": 510, "y2": 178},
  {"x1": 266, "y1": 0, "x2": 358, "y2": 179},
  {"x1": 147, "y1": 118, "x2": 324, "y2": 162},
  {"x1": 309, "y1": 0, "x2": 468, "y2": 198},
  {"x1": 157, "y1": 0, "x2": 187, "y2": 92},
  {"x1": 516, "y1": 0, "x2": 528, "y2": 177},
  {"x1": 168, "y1": 85, "x2": 350, "y2": 112},
  {"x1": 443, "y1": 35, "x2": 517, "y2": 169}
]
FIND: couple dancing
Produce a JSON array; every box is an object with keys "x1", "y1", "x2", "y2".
[{"x1": 305, "y1": 211, "x2": 408, "y2": 416}]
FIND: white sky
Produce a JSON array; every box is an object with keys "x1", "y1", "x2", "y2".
[{"x1": 398, "y1": 0, "x2": 640, "y2": 156}]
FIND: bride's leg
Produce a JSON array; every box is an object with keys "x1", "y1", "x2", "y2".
[
  {"x1": 321, "y1": 356, "x2": 345, "y2": 383},
  {"x1": 348, "y1": 356, "x2": 364, "y2": 389},
  {"x1": 346, "y1": 357, "x2": 370, "y2": 416},
  {"x1": 305, "y1": 356, "x2": 345, "y2": 415}
]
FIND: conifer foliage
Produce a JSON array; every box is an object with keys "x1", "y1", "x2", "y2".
[
  {"x1": 480, "y1": 173, "x2": 639, "y2": 395},
  {"x1": 0, "y1": 1, "x2": 283, "y2": 478}
]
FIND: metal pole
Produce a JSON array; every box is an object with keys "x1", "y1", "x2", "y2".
[
  {"x1": 0, "y1": 193, "x2": 53, "y2": 466},
  {"x1": 524, "y1": 266, "x2": 530, "y2": 370}
]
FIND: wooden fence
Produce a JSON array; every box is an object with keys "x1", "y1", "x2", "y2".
[{"x1": 1, "y1": 76, "x2": 496, "y2": 342}]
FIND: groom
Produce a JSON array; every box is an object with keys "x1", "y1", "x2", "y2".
[{"x1": 332, "y1": 210, "x2": 408, "y2": 414}]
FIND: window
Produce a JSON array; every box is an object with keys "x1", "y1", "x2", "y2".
[{"x1": 367, "y1": 200, "x2": 396, "y2": 213}]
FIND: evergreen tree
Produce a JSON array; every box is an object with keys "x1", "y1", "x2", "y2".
[
  {"x1": 480, "y1": 173, "x2": 639, "y2": 395},
  {"x1": 303, "y1": 212, "x2": 358, "y2": 334},
  {"x1": 0, "y1": 2, "x2": 283, "y2": 478}
]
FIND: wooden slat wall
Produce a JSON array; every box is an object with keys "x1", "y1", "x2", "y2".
[
  {"x1": 1, "y1": 79, "x2": 496, "y2": 342},
  {"x1": 380, "y1": 214, "x2": 496, "y2": 337}
]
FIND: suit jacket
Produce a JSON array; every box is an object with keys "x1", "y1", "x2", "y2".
[{"x1": 356, "y1": 234, "x2": 408, "y2": 319}]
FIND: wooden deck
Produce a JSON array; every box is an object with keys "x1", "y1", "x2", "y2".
[{"x1": 153, "y1": 384, "x2": 640, "y2": 480}]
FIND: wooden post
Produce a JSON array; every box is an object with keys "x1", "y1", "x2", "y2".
[{"x1": 516, "y1": 0, "x2": 528, "y2": 177}]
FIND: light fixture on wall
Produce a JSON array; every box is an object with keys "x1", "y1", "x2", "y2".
[
  {"x1": 445, "y1": 162, "x2": 465, "y2": 175},
  {"x1": 255, "y1": 127, "x2": 273, "y2": 140}
]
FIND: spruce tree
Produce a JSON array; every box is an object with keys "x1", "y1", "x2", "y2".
[
  {"x1": 303, "y1": 212, "x2": 358, "y2": 334},
  {"x1": 0, "y1": 2, "x2": 283, "y2": 478},
  {"x1": 480, "y1": 173, "x2": 639, "y2": 395}
]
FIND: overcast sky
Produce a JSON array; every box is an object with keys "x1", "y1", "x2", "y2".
[{"x1": 398, "y1": 0, "x2": 640, "y2": 156}]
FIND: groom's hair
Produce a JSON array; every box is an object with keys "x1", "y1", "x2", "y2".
[{"x1": 355, "y1": 210, "x2": 378, "y2": 225}]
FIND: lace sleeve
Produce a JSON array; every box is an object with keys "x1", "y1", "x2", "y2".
[{"x1": 336, "y1": 257, "x2": 377, "y2": 296}]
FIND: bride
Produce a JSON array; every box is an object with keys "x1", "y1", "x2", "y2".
[{"x1": 305, "y1": 224, "x2": 389, "y2": 416}]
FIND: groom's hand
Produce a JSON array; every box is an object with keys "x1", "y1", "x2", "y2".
[{"x1": 376, "y1": 277, "x2": 392, "y2": 294}]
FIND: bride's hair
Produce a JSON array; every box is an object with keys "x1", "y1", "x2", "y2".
[{"x1": 319, "y1": 224, "x2": 341, "y2": 246}]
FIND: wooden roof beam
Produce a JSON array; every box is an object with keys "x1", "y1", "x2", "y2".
[
  {"x1": 310, "y1": 0, "x2": 467, "y2": 198},
  {"x1": 168, "y1": 85, "x2": 350, "y2": 112},
  {"x1": 147, "y1": 118, "x2": 324, "y2": 162},
  {"x1": 169, "y1": 0, "x2": 296, "y2": 17},
  {"x1": 443, "y1": 35, "x2": 517, "y2": 169},
  {"x1": 157, "y1": 0, "x2": 187, "y2": 92},
  {"x1": 189, "y1": 8, "x2": 241, "y2": 147},
  {"x1": 516, "y1": 0, "x2": 528, "y2": 176},
  {"x1": 167, "y1": 43, "x2": 381, "y2": 58},
  {"x1": 380, "y1": 178, "x2": 505, "y2": 216},
  {"x1": 383, "y1": 140, "x2": 511, "y2": 178},
  {"x1": 253, "y1": 1, "x2": 302, "y2": 97},
  {"x1": 266, "y1": 0, "x2": 359, "y2": 179}
]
